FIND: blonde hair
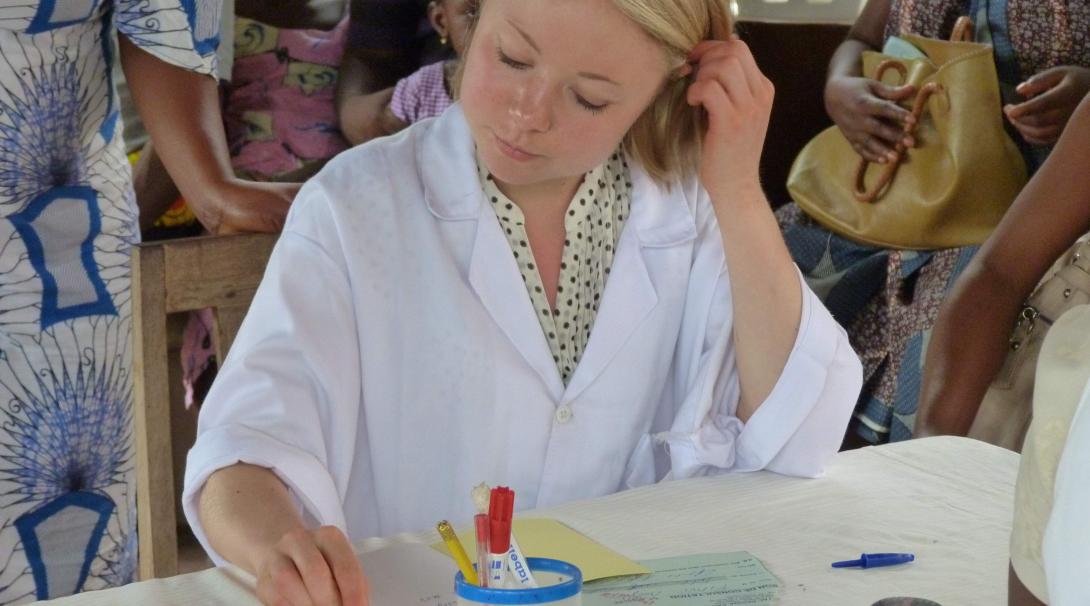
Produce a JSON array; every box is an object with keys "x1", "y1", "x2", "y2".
[
  {"x1": 612, "y1": 0, "x2": 733, "y2": 182},
  {"x1": 455, "y1": 0, "x2": 734, "y2": 183}
]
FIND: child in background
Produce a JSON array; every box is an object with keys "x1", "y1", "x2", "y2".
[
  {"x1": 388, "y1": 0, "x2": 477, "y2": 123},
  {"x1": 355, "y1": 0, "x2": 477, "y2": 141}
]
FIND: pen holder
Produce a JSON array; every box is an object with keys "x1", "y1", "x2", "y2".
[{"x1": 455, "y1": 558, "x2": 582, "y2": 605}]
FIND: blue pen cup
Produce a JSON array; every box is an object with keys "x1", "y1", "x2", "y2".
[{"x1": 455, "y1": 558, "x2": 582, "y2": 605}]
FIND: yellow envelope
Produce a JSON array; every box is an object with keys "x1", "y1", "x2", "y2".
[{"x1": 431, "y1": 517, "x2": 651, "y2": 582}]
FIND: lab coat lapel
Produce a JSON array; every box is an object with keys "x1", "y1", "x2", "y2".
[
  {"x1": 562, "y1": 163, "x2": 697, "y2": 402},
  {"x1": 467, "y1": 209, "x2": 566, "y2": 399},
  {"x1": 420, "y1": 105, "x2": 565, "y2": 400}
]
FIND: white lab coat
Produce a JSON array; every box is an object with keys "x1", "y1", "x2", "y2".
[{"x1": 182, "y1": 105, "x2": 862, "y2": 564}]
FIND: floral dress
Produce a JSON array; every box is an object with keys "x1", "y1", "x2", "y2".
[{"x1": 0, "y1": 0, "x2": 218, "y2": 601}]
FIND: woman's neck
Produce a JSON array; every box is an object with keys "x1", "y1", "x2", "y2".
[{"x1": 493, "y1": 174, "x2": 583, "y2": 219}]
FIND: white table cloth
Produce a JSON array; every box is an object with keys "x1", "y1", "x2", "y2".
[{"x1": 38, "y1": 436, "x2": 1018, "y2": 605}]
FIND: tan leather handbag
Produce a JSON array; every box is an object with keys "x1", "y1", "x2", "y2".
[
  {"x1": 787, "y1": 19, "x2": 1028, "y2": 250},
  {"x1": 969, "y1": 240, "x2": 1090, "y2": 451}
]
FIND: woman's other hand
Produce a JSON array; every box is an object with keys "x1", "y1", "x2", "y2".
[{"x1": 1005, "y1": 65, "x2": 1090, "y2": 146}]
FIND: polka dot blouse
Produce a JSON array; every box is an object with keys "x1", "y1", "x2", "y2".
[{"x1": 480, "y1": 151, "x2": 633, "y2": 385}]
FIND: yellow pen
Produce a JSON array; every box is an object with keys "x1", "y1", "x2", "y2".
[{"x1": 437, "y1": 520, "x2": 479, "y2": 586}]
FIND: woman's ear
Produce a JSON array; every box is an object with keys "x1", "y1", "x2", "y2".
[{"x1": 428, "y1": 1, "x2": 449, "y2": 43}]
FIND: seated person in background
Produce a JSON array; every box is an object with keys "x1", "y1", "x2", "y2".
[
  {"x1": 910, "y1": 92, "x2": 1090, "y2": 605},
  {"x1": 777, "y1": 0, "x2": 1090, "y2": 446},
  {"x1": 183, "y1": 0, "x2": 863, "y2": 603}
]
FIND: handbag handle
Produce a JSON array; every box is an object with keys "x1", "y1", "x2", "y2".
[
  {"x1": 852, "y1": 18, "x2": 972, "y2": 203},
  {"x1": 853, "y1": 61, "x2": 944, "y2": 203},
  {"x1": 951, "y1": 16, "x2": 974, "y2": 43}
]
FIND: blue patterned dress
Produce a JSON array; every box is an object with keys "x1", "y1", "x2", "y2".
[{"x1": 0, "y1": 0, "x2": 218, "y2": 601}]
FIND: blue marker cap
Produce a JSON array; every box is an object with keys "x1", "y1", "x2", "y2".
[{"x1": 832, "y1": 553, "x2": 915, "y2": 569}]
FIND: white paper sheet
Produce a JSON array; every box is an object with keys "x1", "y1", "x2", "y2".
[{"x1": 361, "y1": 543, "x2": 458, "y2": 606}]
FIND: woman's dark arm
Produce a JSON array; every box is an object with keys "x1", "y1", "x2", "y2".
[
  {"x1": 121, "y1": 37, "x2": 299, "y2": 233},
  {"x1": 917, "y1": 95, "x2": 1090, "y2": 437}
]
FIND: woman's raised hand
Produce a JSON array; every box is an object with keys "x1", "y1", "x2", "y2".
[{"x1": 686, "y1": 39, "x2": 775, "y2": 202}]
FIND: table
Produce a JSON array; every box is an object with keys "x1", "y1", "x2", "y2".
[{"x1": 39, "y1": 437, "x2": 1018, "y2": 605}]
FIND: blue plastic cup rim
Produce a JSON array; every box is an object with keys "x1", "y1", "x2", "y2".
[{"x1": 455, "y1": 557, "x2": 582, "y2": 604}]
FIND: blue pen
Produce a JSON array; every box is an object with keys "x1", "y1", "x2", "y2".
[{"x1": 832, "y1": 553, "x2": 915, "y2": 569}]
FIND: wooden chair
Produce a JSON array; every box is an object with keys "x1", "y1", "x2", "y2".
[{"x1": 132, "y1": 233, "x2": 278, "y2": 579}]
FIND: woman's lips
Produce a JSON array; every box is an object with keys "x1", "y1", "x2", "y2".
[{"x1": 494, "y1": 133, "x2": 539, "y2": 162}]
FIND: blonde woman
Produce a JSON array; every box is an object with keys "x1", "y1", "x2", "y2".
[{"x1": 184, "y1": 0, "x2": 863, "y2": 603}]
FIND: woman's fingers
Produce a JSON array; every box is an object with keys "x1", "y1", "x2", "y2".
[
  {"x1": 693, "y1": 54, "x2": 755, "y2": 108},
  {"x1": 863, "y1": 134, "x2": 897, "y2": 163},
  {"x1": 315, "y1": 527, "x2": 369, "y2": 606},
  {"x1": 863, "y1": 90, "x2": 914, "y2": 126},
  {"x1": 258, "y1": 553, "x2": 314, "y2": 606},
  {"x1": 256, "y1": 526, "x2": 366, "y2": 606},
  {"x1": 1010, "y1": 117, "x2": 1063, "y2": 145},
  {"x1": 687, "y1": 77, "x2": 734, "y2": 132},
  {"x1": 1015, "y1": 66, "x2": 1067, "y2": 99},
  {"x1": 688, "y1": 40, "x2": 774, "y2": 131},
  {"x1": 863, "y1": 115, "x2": 907, "y2": 147},
  {"x1": 1005, "y1": 85, "x2": 1067, "y2": 120},
  {"x1": 283, "y1": 530, "x2": 341, "y2": 606}
]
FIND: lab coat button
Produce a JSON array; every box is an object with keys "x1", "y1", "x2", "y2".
[{"x1": 555, "y1": 405, "x2": 573, "y2": 424}]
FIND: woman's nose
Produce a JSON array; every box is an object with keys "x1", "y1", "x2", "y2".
[{"x1": 509, "y1": 79, "x2": 552, "y2": 133}]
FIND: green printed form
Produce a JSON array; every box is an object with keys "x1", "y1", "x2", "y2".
[{"x1": 583, "y1": 552, "x2": 781, "y2": 606}]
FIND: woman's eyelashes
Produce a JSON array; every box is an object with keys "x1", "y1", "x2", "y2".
[
  {"x1": 497, "y1": 47, "x2": 530, "y2": 70},
  {"x1": 496, "y1": 47, "x2": 610, "y2": 115},
  {"x1": 574, "y1": 94, "x2": 608, "y2": 114}
]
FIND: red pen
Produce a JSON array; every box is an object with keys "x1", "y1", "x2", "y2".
[
  {"x1": 474, "y1": 513, "x2": 490, "y2": 587},
  {"x1": 488, "y1": 487, "x2": 514, "y2": 587}
]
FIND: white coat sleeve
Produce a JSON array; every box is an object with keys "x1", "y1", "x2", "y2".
[
  {"x1": 1043, "y1": 391, "x2": 1090, "y2": 605},
  {"x1": 656, "y1": 190, "x2": 862, "y2": 479},
  {"x1": 181, "y1": 182, "x2": 363, "y2": 566}
]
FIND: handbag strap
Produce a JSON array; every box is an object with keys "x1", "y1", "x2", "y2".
[
  {"x1": 1024, "y1": 240, "x2": 1090, "y2": 325},
  {"x1": 951, "y1": 16, "x2": 974, "y2": 43}
]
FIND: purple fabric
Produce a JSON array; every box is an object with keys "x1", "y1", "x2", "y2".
[{"x1": 390, "y1": 60, "x2": 454, "y2": 124}]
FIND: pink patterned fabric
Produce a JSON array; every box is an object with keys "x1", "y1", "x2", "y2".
[
  {"x1": 390, "y1": 60, "x2": 454, "y2": 124},
  {"x1": 222, "y1": 10, "x2": 351, "y2": 180}
]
